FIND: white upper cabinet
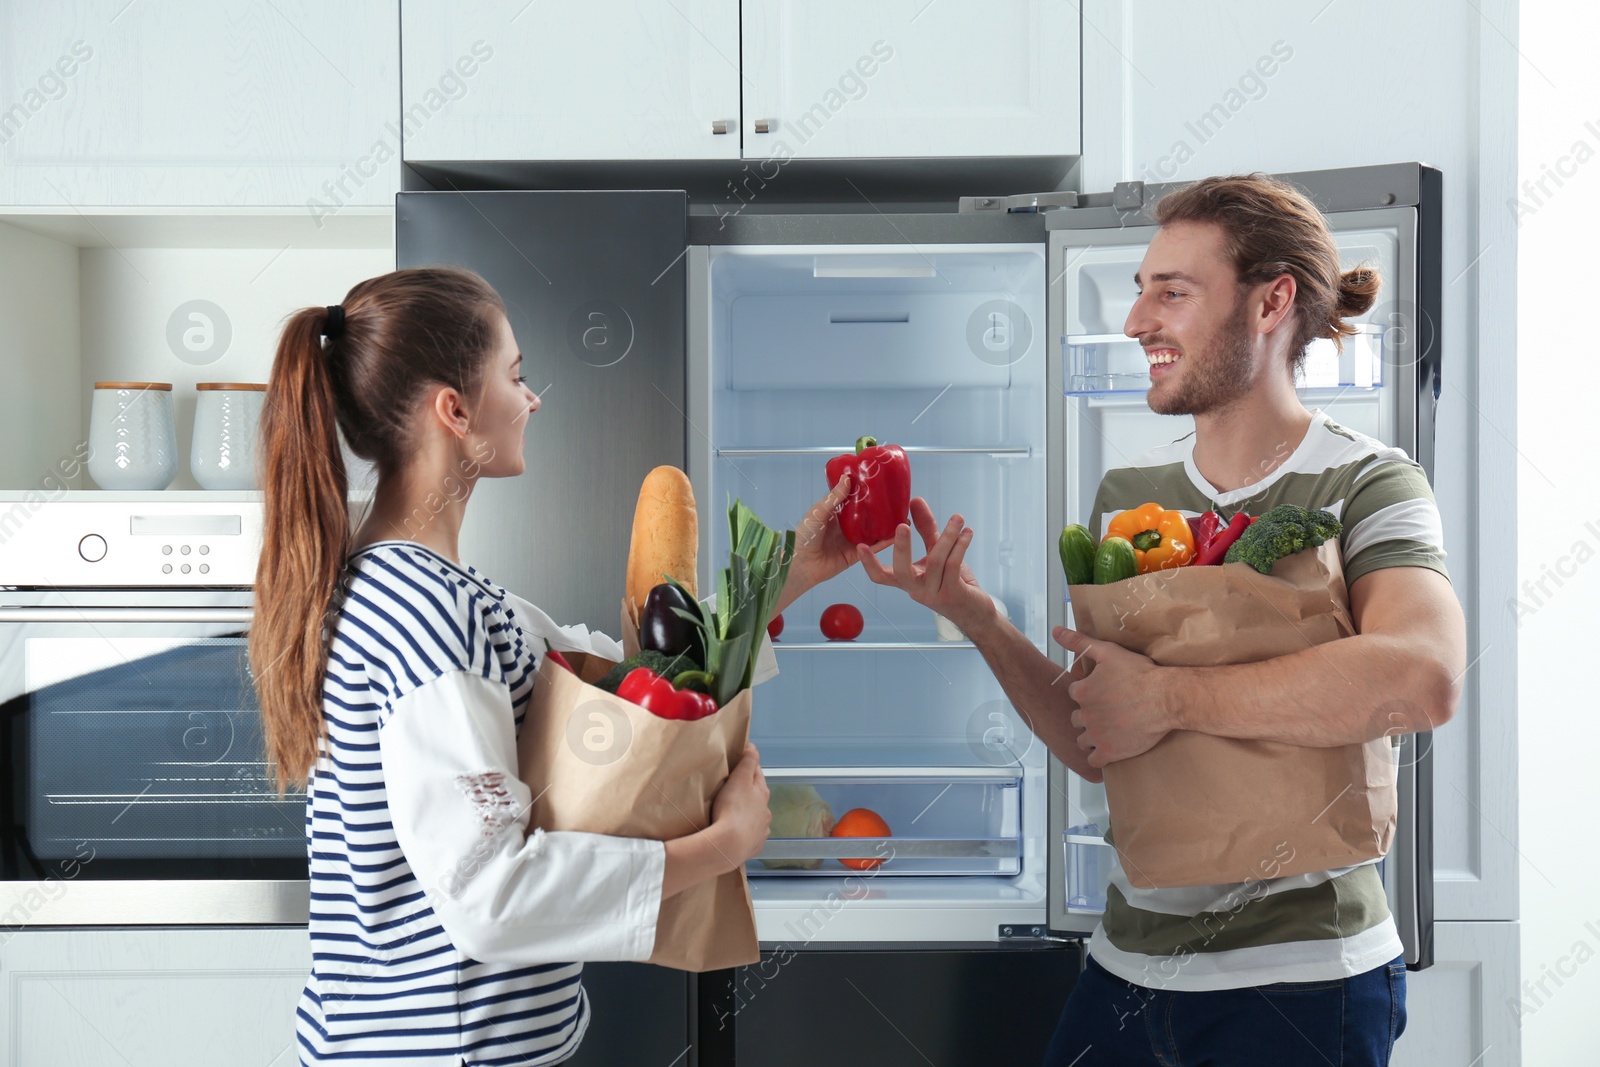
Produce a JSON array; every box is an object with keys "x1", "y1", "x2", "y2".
[
  {"x1": 740, "y1": 0, "x2": 1079, "y2": 160},
  {"x1": 0, "y1": 0, "x2": 400, "y2": 209},
  {"x1": 401, "y1": 0, "x2": 743, "y2": 162}
]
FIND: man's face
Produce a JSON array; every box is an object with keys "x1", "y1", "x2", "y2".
[{"x1": 1124, "y1": 221, "x2": 1259, "y2": 417}]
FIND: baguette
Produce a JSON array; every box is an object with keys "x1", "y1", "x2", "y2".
[{"x1": 625, "y1": 466, "x2": 698, "y2": 614}]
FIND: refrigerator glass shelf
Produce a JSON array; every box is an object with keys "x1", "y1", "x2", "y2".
[
  {"x1": 774, "y1": 640, "x2": 976, "y2": 651},
  {"x1": 1062, "y1": 325, "x2": 1386, "y2": 396},
  {"x1": 715, "y1": 446, "x2": 1033, "y2": 457},
  {"x1": 754, "y1": 740, "x2": 1041, "y2": 773}
]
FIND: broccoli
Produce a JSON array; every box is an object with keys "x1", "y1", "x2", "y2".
[
  {"x1": 593, "y1": 649, "x2": 707, "y2": 694},
  {"x1": 1223, "y1": 504, "x2": 1343, "y2": 574}
]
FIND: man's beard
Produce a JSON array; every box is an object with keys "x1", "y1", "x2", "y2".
[{"x1": 1146, "y1": 299, "x2": 1256, "y2": 417}]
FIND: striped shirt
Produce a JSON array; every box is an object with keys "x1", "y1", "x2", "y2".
[
  {"x1": 1082, "y1": 409, "x2": 1447, "y2": 991},
  {"x1": 296, "y1": 542, "x2": 663, "y2": 1066}
]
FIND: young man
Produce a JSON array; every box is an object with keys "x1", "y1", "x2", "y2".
[{"x1": 857, "y1": 173, "x2": 1466, "y2": 1066}]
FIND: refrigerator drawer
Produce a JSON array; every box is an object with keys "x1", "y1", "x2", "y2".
[{"x1": 750, "y1": 772, "x2": 1021, "y2": 878}]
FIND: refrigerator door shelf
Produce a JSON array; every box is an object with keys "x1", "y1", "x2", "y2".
[
  {"x1": 1062, "y1": 828, "x2": 1114, "y2": 914},
  {"x1": 1062, "y1": 325, "x2": 1385, "y2": 396},
  {"x1": 1062, "y1": 335, "x2": 1151, "y2": 395},
  {"x1": 750, "y1": 773, "x2": 1022, "y2": 878}
]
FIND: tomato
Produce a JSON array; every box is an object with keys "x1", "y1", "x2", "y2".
[
  {"x1": 767, "y1": 613, "x2": 784, "y2": 640},
  {"x1": 819, "y1": 603, "x2": 864, "y2": 641},
  {"x1": 830, "y1": 807, "x2": 891, "y2": 871}
]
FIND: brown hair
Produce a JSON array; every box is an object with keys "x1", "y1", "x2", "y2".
[
  {"x1": 1153, "y1": 173, "x2": 1381, "y2": 367},
  {"x1": 252, "y1": 267, "x2": 505, "y2": 794}
]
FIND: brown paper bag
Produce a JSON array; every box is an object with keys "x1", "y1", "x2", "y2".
[
  {"x1": 1066, "y1": 543, "x2": 1397, "y2": 889},
  {"x1": 515, "y1": 639, "x2": 759, "y2": 972}
]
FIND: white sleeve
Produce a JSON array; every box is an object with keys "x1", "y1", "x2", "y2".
[
  {"x1": 751, "y1": 628, "x2": 779, "y2": 686},
  {"x1": 380, "y1": 670, "x2": 664, "y2": 965}
]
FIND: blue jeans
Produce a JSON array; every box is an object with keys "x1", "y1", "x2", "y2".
[{"x1": 1043, "y1": 954, "x2": 1408, "y2": 1066}]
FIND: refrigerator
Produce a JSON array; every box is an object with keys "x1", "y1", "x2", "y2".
[{"x1": 394, "y1": 160, "x2": 1440, "y2": 1064}]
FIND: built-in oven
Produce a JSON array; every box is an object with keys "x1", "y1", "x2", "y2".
[{"x1": 0, "y1": 492, "x2": 308, "y2": 924}]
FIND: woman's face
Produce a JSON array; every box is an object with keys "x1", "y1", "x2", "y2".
[{"x1": 466, "y1": 312, "x2": 540, "y2": 478}]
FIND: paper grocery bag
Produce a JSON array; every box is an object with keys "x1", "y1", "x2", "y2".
[
  {"x1": 1066, "y1": 543, "x2": 1397, "y2": 890},
  {"x1": 516, "y1": 651, "x2": 759, "y2": 972}
]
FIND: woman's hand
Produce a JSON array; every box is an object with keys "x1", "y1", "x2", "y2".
[
  {"x1": 662, "y1": 743, "x2": 770, "y2": 899},
  {"x1": 855, "y1": 497, "x2": 995, "y2": 635},
  {"x1": 774, "y1": 472, "x2": 894, "y2": 615},
  {"x1": 710, "y1": 742, "x2": 771, "y2": 864}
]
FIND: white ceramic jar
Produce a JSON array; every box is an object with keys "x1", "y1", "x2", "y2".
[
  {"x1": 87, "y1": 382, "x2": 179, "y2": 491},
  {"x1": 191, "y1": 382, "x2": 267, "y2": 490}
]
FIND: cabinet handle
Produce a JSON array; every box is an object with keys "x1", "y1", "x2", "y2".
[
  {"x1": 711, "y1": 119, "x2": 734, "y2": 135},
  {"x1": 753, "y1": 119, "x2": 775, "y2": 134}
]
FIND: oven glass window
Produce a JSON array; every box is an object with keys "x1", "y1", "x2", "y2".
[{"x1": 3, "y1": 632, "x2": 308, "y2": 881}]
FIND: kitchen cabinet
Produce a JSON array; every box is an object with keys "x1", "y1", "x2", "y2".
[
  {"x1": 0, "y1": 927, "x2": 311, "y2": 1067},
  {"x1": 0, "y1": 211, "x2": 392, "y2": 492},
  {"x1": 740, "y1": 0, "x2": 1079, "y2": 160},
  {"x1": 400, "y1": 0, "x2": 743, "y2": 162},
  {"x1": 0, "y1": 0, "x2": 399, "y2": 208},
  {"x1": 716, "y1": 944, "x2": 1081, "y2": 1066},
  {"x1": 0, "y1": 930, "x2": 690, "y2": 1067},
  {"x1": 564, "y1": 964, "x2": 690, "y2": 1066},
  {"x1": 400, "y1": 0, "x2": 1079, "y2": 164}
]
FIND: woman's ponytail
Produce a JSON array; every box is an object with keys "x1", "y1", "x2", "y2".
[
  {"x1": 250, "y1": 268, "x2": 506, "y2": 795},
  {"x1": 254, "y1": 306, "x2": 350, "y2": 795}
]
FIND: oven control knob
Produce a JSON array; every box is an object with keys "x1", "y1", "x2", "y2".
[{"x1": 78, "y1": 534, "x2": 107, "y2": 563}]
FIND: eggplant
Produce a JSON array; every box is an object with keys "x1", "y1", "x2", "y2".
[{"x1": 639, "y1": 582, "x2": 707, "y2": 665}]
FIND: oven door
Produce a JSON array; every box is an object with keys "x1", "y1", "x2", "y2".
[{"x1": 0, "y1": 593, "x2": 308, "y2": 924}]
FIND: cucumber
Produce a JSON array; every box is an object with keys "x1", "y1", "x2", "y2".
[
  {"x1": 1093, "y1": 536, "x2": 1139, "y2": 585},
  {"x1": 1058, "y1": 524, "x2": 1096, "y2": 586}
]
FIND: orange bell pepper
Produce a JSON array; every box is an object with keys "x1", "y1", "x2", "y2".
[{"x1": 1105, "y1": 502, "x2": 1196, "y2": 573}]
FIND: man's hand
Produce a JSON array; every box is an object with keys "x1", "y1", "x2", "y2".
[
  {"x1": 854, "y1": 498, "x2": 996, "y2": 634},
  {"x1": 1052, "y1": 626, "x2": 1176, "y2": 768}
]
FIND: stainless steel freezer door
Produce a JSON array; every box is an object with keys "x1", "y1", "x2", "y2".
[
  {"x1": 395, "y1": 191, "x2": 689, "y2": 634},
  {"x1": 1040, "y1": 164, "x2": 1440, "y2": 971}
]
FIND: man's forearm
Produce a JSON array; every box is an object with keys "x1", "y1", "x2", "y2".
[
  {"x1": 1163, "y1": 631, "x2": 1460, "y2": 747},
  {"x1": 963, "y1": 610, "x2": 1099, "y2": 780}
]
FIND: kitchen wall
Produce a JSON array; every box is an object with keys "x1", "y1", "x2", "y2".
[
  {"x1": 0, "y1": 221, "x2": 78, "y2": 492},
  {"x1": 1515, "y1": 4, "x2": 1600, "y2": 1061}
]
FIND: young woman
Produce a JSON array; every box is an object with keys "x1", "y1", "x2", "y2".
[{"x1": 253, "y1": 267, "x2": 873, "y2": 1066}]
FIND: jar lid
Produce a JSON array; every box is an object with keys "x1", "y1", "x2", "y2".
[
  {"x1": 196, "y1": 382, "x2": 268, "y2": 391},
  {"x1": 93, "y1": 382, "x2": 173, "y2": 391}
]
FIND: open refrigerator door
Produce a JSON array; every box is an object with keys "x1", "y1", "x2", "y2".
[{"x1": 1041, "y1": 164, "x2": 1439, "y2": 969}]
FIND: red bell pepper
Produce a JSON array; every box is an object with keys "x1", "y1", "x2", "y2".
[
  {"x1": 616, "y1": 667, "x2": 719, "y2": 721},
  {"x1": 1187, "y1": 510, "x2": 1224, "y2": 557},
  {"x1": 825, "y1": 435, "x2": 912, "y2": 545},
  {"x1": 1194, "y1": 511, "x2": 1252, "y2": 566}
]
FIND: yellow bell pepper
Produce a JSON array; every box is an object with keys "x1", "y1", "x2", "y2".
[{"x1": 1105, "y1": 502, "x2": 1195, "y2": 573}]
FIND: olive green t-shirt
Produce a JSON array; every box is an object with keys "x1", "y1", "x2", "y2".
[{"x1": 1083, "y1": 409, "x2": 1447, "y2": 991}]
